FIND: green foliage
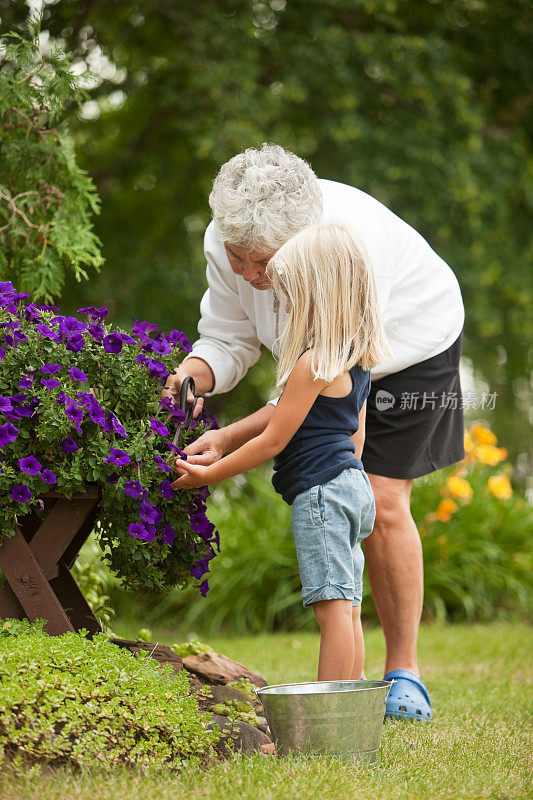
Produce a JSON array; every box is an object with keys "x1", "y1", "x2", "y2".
[
  {"x1": 0, "y1": 619, "x2": 219, "y2": 770},
  {"x1": 0, "y1": 21, "x2": 103, "y2": 301},
  {"x1": 227, "y1": 678, "x2": 256, "y2": 699},
  {"x1": 211, "y1": 699, "x2": 260, "y2": 728},
  {"x1": 0, "y1": 288, "x2": 218, "y2": 597},
  {"x1": 71, "y1": 535, "x2": 116, "y2": 631},
  {"x1": 173, "y1": 640, "x2": 215, "y2": 658}
]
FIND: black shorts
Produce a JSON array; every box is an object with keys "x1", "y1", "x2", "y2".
[{"x1": 362, "y1": 330, "x2": 465, "y2": 480}]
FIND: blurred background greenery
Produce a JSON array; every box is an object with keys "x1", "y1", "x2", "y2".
[{"x1": 1, "y1": 1, "x2": 531, "y2": 633}]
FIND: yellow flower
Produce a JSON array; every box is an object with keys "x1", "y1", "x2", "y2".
[
  {"x1": 470, "y1": 423, "x2": 497, "y2": 445},
  {"x1": 435, "y1": 498, "x2": 458, "y2": 522},
  {"x1": 446, "y1": 475, "x2": 473, "y2": 502},
  {"x1": 488, "y1": 474, "x2": 512, "y2": 500},
  {"x1": 475, "y1": 445, "x2": 507, "y2": 466},
  {"x1": 464, "y1": 430, "x2": 474, "y2": 453}
]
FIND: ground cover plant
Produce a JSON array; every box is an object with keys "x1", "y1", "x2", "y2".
[
  {"x1": 0, "y1": 281, "x2": 219, "y2": 597},
  {"x1": 0, "y1": 619, "x2": 219, "y2": 771},
  {"x1": 1, "y1": 622, "x2": 531, "y2": 800}
]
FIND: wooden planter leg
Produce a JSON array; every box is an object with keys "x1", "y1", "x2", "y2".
[
  {"x1": 0, "y1": 527, "x2": 75, "y2": 636},
  {"x1": 49, "y1": 561, "x2": 102, "y2": 637}
]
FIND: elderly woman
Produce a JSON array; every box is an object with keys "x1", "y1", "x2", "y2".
[{"x1": 165, "y1": 144, "x2": 465, "y2": 721}]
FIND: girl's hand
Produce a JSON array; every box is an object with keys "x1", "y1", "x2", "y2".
[{"x1": 171, "y1": 458, "x2": 210, "y2": 490}]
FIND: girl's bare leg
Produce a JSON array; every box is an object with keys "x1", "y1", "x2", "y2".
[
  {"x1": 313, "y1": 598, "x2": 356, "y2": 681},
  {"x1": 350, "y1": 604, "x2": 365, "y2": 679}
]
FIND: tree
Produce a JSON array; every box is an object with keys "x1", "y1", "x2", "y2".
[{"x1": 0, "y1": 20, "x2": 103, "y2": 301}]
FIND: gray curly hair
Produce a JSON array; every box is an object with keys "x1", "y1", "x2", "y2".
[{"x1": 209, "y1": 143, "x2": 323, "y2": 251}]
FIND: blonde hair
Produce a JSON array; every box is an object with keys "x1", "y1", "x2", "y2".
[{"x1": 267, "y1": 222, "x2": 392, "y2": 387}]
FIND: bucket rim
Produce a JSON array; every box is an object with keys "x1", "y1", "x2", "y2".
[{"x1": 255, "y1": 678, "x2": 393, "y2": 697}]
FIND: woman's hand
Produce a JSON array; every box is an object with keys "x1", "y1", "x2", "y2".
[
  {"x1": 184, "y1": 428, "x2": 228, "y2": 466},
  {"x1": 171, "y1": 458, "x2": 210, "y2": 490}
]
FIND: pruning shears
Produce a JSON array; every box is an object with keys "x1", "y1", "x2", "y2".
[{"x1": 171, "y1": 376, "x2": 197, "y2": 449}]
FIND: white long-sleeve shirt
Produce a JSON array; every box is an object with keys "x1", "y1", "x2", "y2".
[{"x1": 186, "y1": 179, "x2": 465, "y2": 395}]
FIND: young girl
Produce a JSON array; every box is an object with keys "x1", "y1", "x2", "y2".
[{"x1": 172, "y1": 222, "x2": 391, "y2": 681}]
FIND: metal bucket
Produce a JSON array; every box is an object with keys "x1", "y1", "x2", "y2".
[{"x1": 256, "y1": 679, "x2": 392, "y2": 762}]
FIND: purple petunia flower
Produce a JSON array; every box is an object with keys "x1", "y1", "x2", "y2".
[
  {"x1": 69, "y1": 367, "x2": 87, "y2": 382},
  {"x1": 149, "y1": 417, "x2": 170, "y2": 437},
  {"x1": 19, "y1": 376, "x2": 33, "y2": 389},
  {"x1": 65, "y1": 402, "x2": 83, "y2": 433},
  {"x1": 138, "y1": 499, "x2": 162, "y2": 526},
  {"x1": 0, "y1": 422, "x2": 18, "y2": 447},
  {"x1": 107, "y1": 448, "x2": 130, "y2": 467},
  {"x1": 107, "y1": 472, "x2": 120, "y2": 484},
  {"x1": 42, "y1": 364, "x2": 61, "y2": 374},
  {"x1": 42, "y1": 378, "x2": 61, "y2": 390},
  {"x1": 0, "y1": 347, "x2": 5, "y2": 363},
  {"x1": 159, "y1": 397, "x2": 186, "y2": 422},
  {"x1": 78, "y1": 306, "x2": 108, "y2": 323},
  {"x1": 132, "y1": 319, "x2": 159, "y2": 338},
  {"x1": 124, "y1": 480, "x2": 144, "y2": 499},
  {"x1": 11, "y1": 484, "x2": 32, "y2": 503},
  {"x1": 158, "y1": 480, "x2": 174, "y2": 500},
  {"x1": 189, "y1": 510, "x2": 215, "y2": 540},
  {"x1": 160, "y1": 524, "x2": 176, "y2": 545},
  {"x1": 103, "y1": 333, "x2": 123, "y2": 354},
  {"x1": 41, "y1": 468, "x2": 57, "y2": 485},
  {"x1": 118, "y1": 333, "x2": 136, "y2": 345},
  {"x1": 65, "y1": 333, "x2": 85, "y2": 353},
  {"x1": 128, "y1": 522, "x2": 156, "y2": 541},
  {"x1": 19, "y1": 455, "x2": 42, "y2": 475},
  {"x1": 61, "y1": 436, "x2": 79, "y2": 454},
  {"x1": 153, "y1": 455, "x2": 172, "y2": 473},
  {"x1": 87, "y1": 323, "x2": 105, "y2": 341},
  {"x1": 167, "y1": 330, "x2": 192, "y2": 353},
  {"x1": 0, "y1": 396, "x2": 12, "y2": 413},
  {"x1": 35, "y1": 323, "x2": 61, "y2": 341},
  {"x1": 144, "y1": 339, "x2": 172, "y2": 356},
  {"x1": 199, "y1": 579, "x2": 209, "y2": 597},
  {"x1": 57, "y1": 316, "x2": 87, "y2": 337}
]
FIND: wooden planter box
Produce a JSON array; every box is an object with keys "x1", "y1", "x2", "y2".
[{"x1": 0, "y1": 487, "x2": 102, "y2": 636}]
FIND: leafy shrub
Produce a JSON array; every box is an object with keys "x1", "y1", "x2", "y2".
[
  {"x1": 0, "y1": 282, "x2": 218, "y2": 596},
  {"x1": 0, "y1": 619, "x2": 219, "y2": 770},
  {"x1": 0, "y1": 23, "x2": 103, "y2": 301},
  {"x1": 115, "y1": 424, "x2": 531, "y2": 631}
]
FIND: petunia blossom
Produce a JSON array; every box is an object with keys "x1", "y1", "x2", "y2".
[
  {"x1": 106, "y1": 448, "x2": 131, "y2": 467},
  {"x1": 19, "y1": 455, "x2": 42, "y2": 475},
  {"x1": 129, "y1": 522, "x2": 156, "y2": 542},
  {"x1": 69, "y1": 367, "x2": 87, "y2": 382},
  {"x1": 0, "y1": 422, "x2": 18, "y2": 447},
  {"x1": 160, "y1": 524, "x2": 176, "y2": 545},
  {"x1": 199, "y1": 579, "x2": 209, "y2": 597},
  {"x1": 11, "y1": 485, "x2": 31, "y2": 503},
  {"x1": 0, "y1": 397, "x2": 12, "y2": 413},
  {"x1": 61, "y1": 436, "x2": 79, "y2": 454},
  {"x1": 124, "y1": 480, "x2": 144, "y2": 499},
  {"x1": 41, "y1": 468, "x2": 57, "y2": 484},
  {"x1": 139, "y1": 499, "x2": 163, "y2": 526},
  {"x1": 158, "y1": 480, "x2": 174, "y2": 500},
  {"x1": 149, "y1": 417, "x2": 170, "y2": 437},
  {"x1": 153, "y1": 455, "x2": 172, "y2": 473},
  {"x1": 42, "y1": 378, "x2": 61, "y2": 390},
  {"x1": 103, "y1": 333, "x2": 123, "y2": 354},
  {"x1": 42, "y1": 364, "x2": 61, "y2": 374}
]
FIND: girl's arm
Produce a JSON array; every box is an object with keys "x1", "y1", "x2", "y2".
[
  {"x1": 183, "y1": 404, "x2": 275, "y2": 466},
  {"x1": 172, "y1": 351, "x2": 328, "y2": 490},
  {"x1": 350, "y1": 401, "x2": 367, "y2": 460}
]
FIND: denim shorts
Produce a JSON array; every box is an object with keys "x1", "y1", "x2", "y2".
[{"x1": 290, "y1": 468, "x2": 376, "y2": 608}]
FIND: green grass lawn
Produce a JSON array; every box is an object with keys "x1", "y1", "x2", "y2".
[{"x1": 2, "y1": 622, "x2": 532, "y2": 800}]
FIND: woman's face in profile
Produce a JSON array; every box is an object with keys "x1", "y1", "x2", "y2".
[{"x1": 224, "y1": 242, "x2": 277, "y2": 290}]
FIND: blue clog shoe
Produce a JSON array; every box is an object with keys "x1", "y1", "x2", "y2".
[{"x1": 384, "y1": 669, "x2": 432, "y2": 721}]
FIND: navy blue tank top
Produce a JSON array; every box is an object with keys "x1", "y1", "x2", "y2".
[{"x1": 272, "y1": 364, "x2": 371, "y2": 505}]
